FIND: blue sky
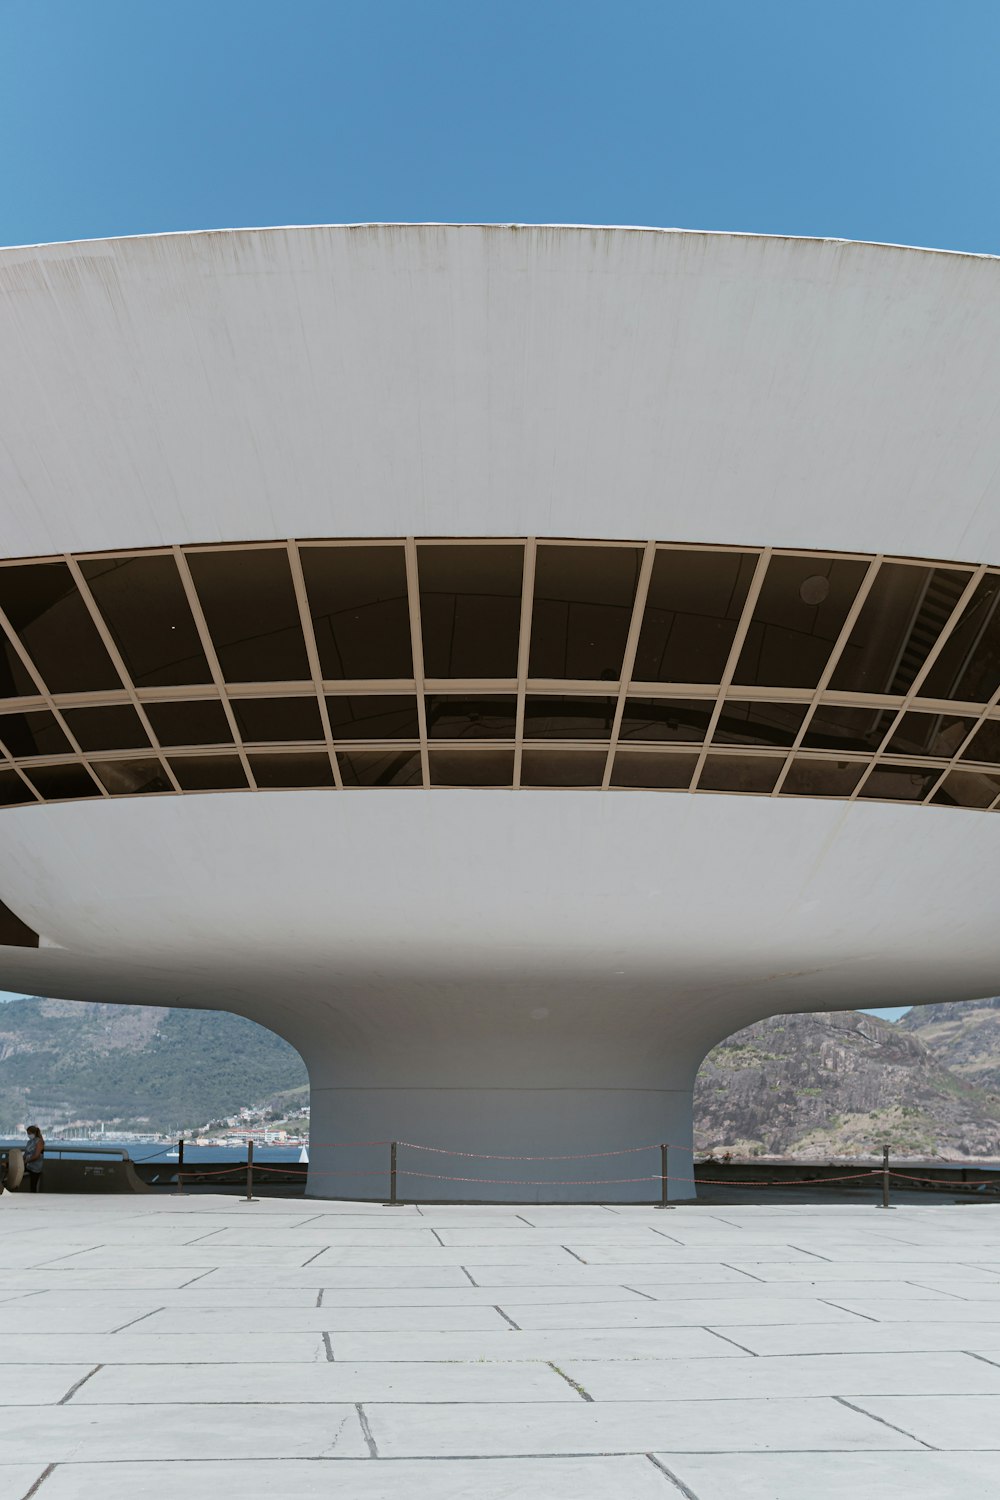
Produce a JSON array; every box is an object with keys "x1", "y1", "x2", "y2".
[
  {"x1": 1, "y1": 2, "x2": 993, "y2": 1019},
  {"x1": 2, "y1": 1, "x2": 999, "y2": 253}
]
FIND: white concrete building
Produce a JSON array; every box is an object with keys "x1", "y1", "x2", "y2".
[{"x1": 0, "y1": 224, "x2": 999, "y2": 1199}]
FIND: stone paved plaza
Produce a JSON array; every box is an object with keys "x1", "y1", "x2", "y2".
[{"x1": 2, "y1": 1193, "x2": 1000, "y2": 1497}]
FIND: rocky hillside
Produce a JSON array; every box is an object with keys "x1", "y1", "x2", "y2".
[
  {"x1": 694, "y1": 1008, "x2": 1000, "y2": 1159},
  {"x1": 0, "y1": 998, "x2": 306, "y2": 1134},
  {"x1": 900, "y1": 998, "x2": 1000, "y2": 1094}
]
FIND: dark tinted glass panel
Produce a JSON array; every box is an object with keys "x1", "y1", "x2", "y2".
[
  {"x1": 932, "y1": 767, "x2": 1000, "y2": 809},
  {"x1": 0, "y1": 562, "x2": 121, "y2": 694},
  {"x1": 610, "y1": 752, "x2": 697, "y2": 789},
  {"x1": 780, "y1": 757, "x2": 865, "y2": 798},
  {"x1": 618, "y1": 698, "x2": 712, "y2": 743},
  {"x1": 520, "y1": 750, "x2": 607, "y2": 786},
  {"x1": 857, "y1": 764, "x2": 942, "y2": 802},
  {"x1": 802, "y1": 702, "x2": 896, "y2": 753},
  {"x1": 829, "y1": 563, "x2": 970, "y2": 695},
  {"x1": 168, "y1": 755, "x2": 249, "y2": 791},
  {"x1": 339, "y1": 749, "x2": 422, "y2": 786},
  {"x1": 0, "y1": 631, "x2": 34, "y2": 698},
  {"x1": 92, "y1": 758, "x2": 171, "y2": 795},
  {"x1": 733, "y1": 557, "x2": 867, "y2": 690},
  {"x1": 698, "y1": 754, "x2": 782, "y2": 793},
  {"x1": 249, "y1": 752, "x2": 335, "y2": 788},
  {"x1": 921, "y1": 573, "x2": 1000, "y2": 701},
  {"x1": 0, "y1": 770, "x2": 34, "y2": 806},
  {"x1": 61, "y1": 705, "x2": 150, "y2": 753},
  {"x1": 634, "y1": 549, "x2": 757, "y2": 684},
  {"x1": 711, "y1": 701, "x2": 807, "y2": 748},
  {"x1": 429, "y1": 750, "x2": 514, "y2": 786},
  {"x1": 233, "y1": 696, "x2": 323, "y2": 743},
  {"x1": 885, "y1": 711, "x2": 973, "y2": 759},
  {"x1": 418, "y1": 545, "x2": 522, "y2": 677},
  {"x1": 0, "y1": 710, "x2": 69, "y2": 759},
  {"x1": 426, "y1": 696, "x2": 516, "y2": 739},
  {"x1": 143, "y1": 699, "x2": 233, "y2": 748},
  {"x1": 300, "y1": 545, "x2": 412, "y2": 679},
  {"x1": 529, "y1": 545, "x2": 641, "y2": 680},
  {"x1": 960, "y1": 719, "x2": 1000, "y2": 764},
  {"x1": 523, "y1": 696, "x2": 616, "y2": 739},
  {"x1": 25, "y1": 763, "x2": 101, "y2": 799},
  {"x1": 186, "y1": 549, "x2": 310, "y2": 683},
  {"x1": 944, "y1": 573, "x2": 1000, "y2": 704},
  {"x1": 327, "y1": 695, "x2": 420, "y2": 740},
  {"x1": 79, "y1": 555, "x2": 212, "y2": 687}
]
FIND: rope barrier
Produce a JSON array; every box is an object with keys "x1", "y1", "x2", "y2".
[
  {"x1": 889, "y1": 1168, "x2": 1000, "y2": 1189},
  {"x1": 167, "y1": 1141, "x2": 1000, "y2": 1202},
  {"x1": 395, "y1": 1141, "x2": 663, "y2": 1160}
]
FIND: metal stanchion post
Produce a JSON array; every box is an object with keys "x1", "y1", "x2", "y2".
[
  {"x1": 244, "y1": 1138, "x2": 257, "y2": 1203},
  {"x1": 655, "y1": 1143, "x2": 674, "y2": 1208},
  {"x1": 175, "y1": 1136, "x2": 185, "y2": 1195},
  {"x1": 881, "y1": 1143, "x2": 893, "y2": 1209},
  {"x1": 383, "y1": 1141, "x2": 400, "y2": 1207}
]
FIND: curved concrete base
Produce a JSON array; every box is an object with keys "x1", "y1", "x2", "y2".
[
  {"x1": 300, "y1": 990, "x2": 699, "y2": 1201},
  {"x1": 0, "y1": 790, "x2": 999, "y2": 1201}
]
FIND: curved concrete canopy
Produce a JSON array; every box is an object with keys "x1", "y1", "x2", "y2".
[
  {"x1": 0, "y1": 224, "x2": 999, "y2": 1199},
  {"x1": 0, "y1": 224, "x2": 998, "y2": 561}
]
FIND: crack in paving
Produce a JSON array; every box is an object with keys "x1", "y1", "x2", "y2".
[
  {"x1": 705, "y1": 1327, "x2": 759, "y2": 1356},
  {"x1": 818, "y1": 1299, "x2": 881, "y2": 1323},
  {"x1": 646, "y1": 1452, "x2": 700, "y2": 1495},
  {"x1": 355, "y1": 1402, "x2": 379, "y2": 1457},
  {"x1": 494, "y1": 1305, "x2": 520, "y2": 1329},
  {"x1": 20, "y1": 1463, "x2": 55, "y2": 1499},
  {"x1": 110, "y1": 1307, "x2": 165, "y2": 1333},
  {"x1": 322, "y1": 1332, "x2": 335, "y2": 1362},
  {"x1": 548, "y1": 1361, "x2": 594, "y2": 1401},
  {"x1": 58, "y1": 1364, "x2": 103, "y2": 1404},
  {"x1": 178, "y1": 1270, "x2": 216, "y2": 1288},
  {"x1": 834, "y1": 1395, "x2": 936, "y2": 1449}
]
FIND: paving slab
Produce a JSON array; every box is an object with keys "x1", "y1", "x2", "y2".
[
  {"x1": 34, "y1": 1455, "x2": 675, "y2": 1499},
  {"x1": 500, "y1": 1295, "x2": 869, "y2": 1328},
  {"x1": 714, "y1": 1322, "x2": 1000, "y2": 1355},
  {"x1": 0, "y1": 1368, "x2": 96, "y2": 1405},
  {"x1": 76, "y1": 1359, "x2": 573, "y2": 1404},
  {"x1": 848, "y1": 1393, "x2": 1000, "y2": 1449},
  {"x1": 731, "y1": 1261, "x2": 1000, "y2": 1282},
  {"x1": 325, "y1": 1325, "x2": 742, "y2": 1361},
  {"x1": 141, "y1": 1304, "x2": 514, "y2": 1333},
  {"x1": 663, "y1": 1451, "x2": 1000, "y2": 1499},
  {"x1": 0, "y1": 1332, "x2": 328, "y2": 1363},
  {"x1": 1, "y1": 1403, "x2": 369, "y2": 1463},
  {"x1": 0, "y1": 1468, "x2": 50, "y2": 1500},
  {"x1": 559, "y1": 1351, "x2": 1000, "y2": 1400},
  {"x1": 363, "y1": 1395, "x2": 919, "y2": 1456}
]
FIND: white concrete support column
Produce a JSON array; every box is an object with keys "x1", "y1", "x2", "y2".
[{"x1": 278, "y1": 985, "x2": 701, "y2": 1203}]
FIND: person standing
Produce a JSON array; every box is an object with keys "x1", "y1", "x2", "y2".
[{"x1": 22, "y1": 1126, "x2": 44, "y2": 1192}]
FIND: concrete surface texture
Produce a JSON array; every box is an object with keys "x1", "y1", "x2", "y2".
[{"x1": 2, "y1": 1194, "x2": 1000, "y2": 1498}]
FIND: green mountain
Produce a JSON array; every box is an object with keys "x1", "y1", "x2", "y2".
[{"x1": 0, "y1": 998, "x2": 307, "y2": 1134}]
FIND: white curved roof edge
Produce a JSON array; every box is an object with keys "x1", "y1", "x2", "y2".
[
  {"x1": 1, "y1": 221, "x2": 996, "y2": 262},
  {"x1": 4, "y1": 222, "x2": 1000, "y2": 562}
]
